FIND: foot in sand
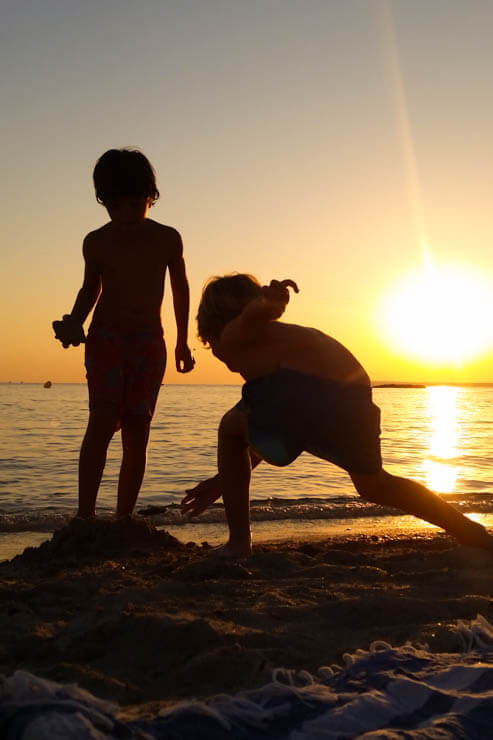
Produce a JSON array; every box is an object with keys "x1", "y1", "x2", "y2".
[{"x1": 213, "y1": 540, "x2": 252, "y2": 559}]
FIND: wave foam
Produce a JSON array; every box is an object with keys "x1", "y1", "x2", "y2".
[{"x1": 1, "y1": 492, "x2": 492, "y2": 532}]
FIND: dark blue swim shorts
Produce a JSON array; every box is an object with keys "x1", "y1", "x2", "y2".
[{"x1": 240, "y1": 368, "x2": 382, "y2": 474}]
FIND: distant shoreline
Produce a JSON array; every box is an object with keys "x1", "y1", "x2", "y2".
[
  {"x1": 373, "y1": 382, "x2": 493, "y2": 388},
  {"x1": 373, "y1": 383, "x2": 427, "y2": 389},
  {"x1": 2, "y1": 381, "x2": 493, "y2": 388}
]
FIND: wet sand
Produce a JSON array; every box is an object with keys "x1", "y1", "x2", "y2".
[{"x1": 1, "y1": 516, "x2": 492, "y2": 718}]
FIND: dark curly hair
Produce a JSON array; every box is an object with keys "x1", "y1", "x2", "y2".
[
  {"x1": 93, "y1": 148, "x2": 160, "y2": 206},
  {"x1": 197, "y1": 274, "x2": 263, "y2": 345}
]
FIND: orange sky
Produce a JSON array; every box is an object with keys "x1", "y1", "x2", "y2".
[{"x1": 2, "y1": 1, "x2": 492, "y2": 384}]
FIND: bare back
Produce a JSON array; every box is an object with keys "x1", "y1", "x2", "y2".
[
  {"x1": 85, "y1": 219, "x2": 183, "y2": 331},
  {"x1": 218, "y1": 321, "x2": 370, "y2": 386}
]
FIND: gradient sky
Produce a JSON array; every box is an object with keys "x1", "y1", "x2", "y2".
[{"x1": 2, "y1": 0, "x2": 493, "y2": 384}]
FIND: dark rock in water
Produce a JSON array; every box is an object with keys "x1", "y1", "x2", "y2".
[
  {"x1": 137, "y1": 504, "x2": 168, "y2": 516},
  {"x1": 9, "y1": 516, "x2": 188, "y2": 567},
  {"x1": 43, "y1": 381, "x2": 52, "y2": 388}
]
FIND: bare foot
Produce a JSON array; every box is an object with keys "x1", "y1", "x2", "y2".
[
  {"x1": 213, "y1": 541, "x2": 252, "y2": 559},
  {"x1": 456, "y1": 523, "x2": 493, "y2": 551},
  {"x1": 473, "y1": 529, "x2": 493, "y2": 551}
]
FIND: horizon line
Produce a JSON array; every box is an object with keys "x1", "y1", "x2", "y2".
[{"x1": 2, "y1": 380, "x2": 493, "y2": 388}]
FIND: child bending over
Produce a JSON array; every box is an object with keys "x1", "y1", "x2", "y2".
[
  {"x1": 181, "y1": 274, "x2": 493, "y2": 557},
  {"x1": 53, "y1": 148, "x2": 194, "y2": 519}
]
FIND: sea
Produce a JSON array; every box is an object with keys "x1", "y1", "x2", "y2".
[{"x1": 1, "y1": 382, "x2": 493, "y2": 559}]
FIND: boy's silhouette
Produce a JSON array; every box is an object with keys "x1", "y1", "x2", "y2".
[
  {"x1": 54, "y1": 148, "x2": 194, "y2": 518},
  {"x1": 182, "y1": 274, "x2": 493, "y2": 557}
]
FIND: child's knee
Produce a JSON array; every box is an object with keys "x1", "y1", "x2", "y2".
[
  {"x1": 218, "y1": 406, "x2": 248, "y2": 440},
  {"x1": 87, "y1": 407, "x2": 120, "y2": 437},
  {"x1": 121, "y1": 414, "x2": 151, "y2": 448},
  {"x1": 350, "y1": 469, "x2": 389, "y2": 502}
]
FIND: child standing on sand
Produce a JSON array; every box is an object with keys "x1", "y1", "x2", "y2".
[
  {"x1": 181, "y1": 274, "x2": 493, "y2": 557},
  {"x1": 53, "y1": 148, "x2": 194, "y2": 519}
]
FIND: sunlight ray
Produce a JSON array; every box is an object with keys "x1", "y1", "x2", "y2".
[{"x1": 377, "y1": 0, "x2": 428, "y2": 259}]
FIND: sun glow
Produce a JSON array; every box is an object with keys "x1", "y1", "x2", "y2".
[
  {"x1": 422, "y1": 386, "x2": 459, "y2": 493},
  {"x1": 379, "y1": 260, "x2": 493, "y2": 365}
]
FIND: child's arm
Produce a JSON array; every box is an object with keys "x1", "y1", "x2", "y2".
[
  {"x1": 168, "y1": 232, "x2": 195, "y2": 373},
  {"x1": 222, "y1": 279, "x2": 299, "y2": 346},
  {"x1": 69, "y1": 237, "x2": 102, "y2": 325},
  {"x1": 53, "y1": 236, "x2": 101, "y2": 348}
]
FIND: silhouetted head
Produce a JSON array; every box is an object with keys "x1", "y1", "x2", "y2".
[
  {"x1": 197, "y1": 274, "x2": 262, "y2": 345},
  {"x1": 93, "y1": 149, "x2": 160, "y2": 207}
]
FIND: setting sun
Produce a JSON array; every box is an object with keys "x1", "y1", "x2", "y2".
[{"x1": 378, "y1": 259, "x2": 493, "y2": 365}]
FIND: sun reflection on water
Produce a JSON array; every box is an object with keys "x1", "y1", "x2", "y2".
[{"x1": 422, "y1": 386, "x2": 460, "y2": 493}]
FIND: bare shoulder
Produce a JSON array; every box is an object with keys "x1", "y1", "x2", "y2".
[
  {"x1": 146, "y1": 219, "x2": 183, "y2": 253},
  {"x1": 82, "y1": 226, "x2": 109, "y2": 258}
]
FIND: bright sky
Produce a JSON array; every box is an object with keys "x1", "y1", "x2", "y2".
[{"x1": 1, "y1": 0, "x2": 493, "y2": 384}]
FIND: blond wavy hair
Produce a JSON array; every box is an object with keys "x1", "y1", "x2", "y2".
[{"x1": 197, "y1": 273, "x2": 262, "y2": 345}]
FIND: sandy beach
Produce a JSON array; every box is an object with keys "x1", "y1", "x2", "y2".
[{"x1": 1, "y1": 516, "x2": 493, "y2": 721}]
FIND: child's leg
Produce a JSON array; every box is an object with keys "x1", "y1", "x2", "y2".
[
  {"x1": 350, "y1": 469, "x2": 493, "y2": 549},
  {"x1": 116, "y1": 415, "x2": 151, "y2": 518},
  {"x1": 78, "y1": 408, "x2": 119, "y2": 518},
  {"x1": 217, "y1": 406, "x2": 253, "y2": 557}
]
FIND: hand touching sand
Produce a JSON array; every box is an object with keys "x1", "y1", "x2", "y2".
[{"x1": 181, "y1": 475, "x2": 221, "y2": 518}]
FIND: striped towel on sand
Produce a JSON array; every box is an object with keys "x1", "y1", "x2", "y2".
[{"x1": 2, "y1": 614, "x2": 493, "y2": 739}]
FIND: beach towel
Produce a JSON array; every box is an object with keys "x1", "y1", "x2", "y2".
[{"x1": 2, "y1": 614, "x2": 493, "y2": 739}]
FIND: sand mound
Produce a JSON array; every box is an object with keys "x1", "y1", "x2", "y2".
[{"x1": 8, "y1": 517, "x2": 189, "y2": 568}]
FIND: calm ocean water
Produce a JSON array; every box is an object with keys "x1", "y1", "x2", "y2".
[{"x1": 1, "y1": 383, "x2": 493, "y2": 539}]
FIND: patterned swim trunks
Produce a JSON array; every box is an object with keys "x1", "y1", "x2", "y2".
[
  {"x1": 85, "y1": 325, "x2": 166, "y2": 425},
  {"x1": 240, "y1": 368, "x2": 382, "y2": 474}
]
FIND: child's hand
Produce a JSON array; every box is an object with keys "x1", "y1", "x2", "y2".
[
  {"x1": 262, "y1": 279, "x2": 299, "y2": 305},
  {"x1": 175, "y1": 342, "x2": 195, "y2": 373},
  {"x1": 181, "y1": 476, "x2": 221, "y2": 518},
  {"x1": 52, "y1": 315, "x2": 86, "y2": 348},
  {"x1": 259, "y1": 280, "x2": 299, "y2": 319}
]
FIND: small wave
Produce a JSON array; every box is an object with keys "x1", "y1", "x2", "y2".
[
  {"x1": 2, "y1": 492, "x2": 492, "y2": 532},
  {"x1": 0, "y1": 512, "x2": 75, "y2": 533},
  {"x1": 160, "y1": 493, "x2": 493, "y2": 526}
]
